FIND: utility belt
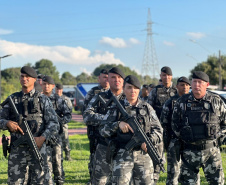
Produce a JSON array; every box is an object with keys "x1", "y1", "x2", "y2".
[{"x1": 183, "y1": 141, "x2": 218, "y2": 151}]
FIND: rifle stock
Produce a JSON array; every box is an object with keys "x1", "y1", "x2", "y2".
[{"x1": 1, "y1": 96, "x2": 44, "y2": 169}]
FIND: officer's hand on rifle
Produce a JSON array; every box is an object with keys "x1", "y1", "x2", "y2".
[
  {"x1": 119, "y1": 121, "x2": 134, "y2": 133},
  {"x1": 34, "y1": 136, "x2": 46, "y2": 149},
  {"x1": 141, "y1": 142, "x2": 147, "y2": 153},
  {"x1": 6, "y1": 120, "x2": 24, "y2": 135}
]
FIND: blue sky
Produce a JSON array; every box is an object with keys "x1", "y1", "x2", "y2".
[{"x1": 1, "y1": 0, "x2": 226, "y2": 80}]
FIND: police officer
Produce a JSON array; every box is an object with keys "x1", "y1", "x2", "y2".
[
  {"x1": 99, "y1": 75, "x2": 163, "y2": 184},
  {"x1": 148, "y1": 66, "x2": 177, "y2": 183},
  {"x1": 160, "y1": 76, "x2": 191, "y2": 185},
  {"x1": 172, "y1": 71, "x2": 226, "y2": 184},
  {"x1": 55, "y1": 83, "x2": 73, "y2": 161},
  {"x1": 83, "y1": 67, "x2": 125, "y2": 185},
  {"x1": 37, "y1": 74, "x2": 44, "y2": 85},
  {"x1": 82, "y1": 69, "x2": 109, "y2": 184},
  {"x1": 0, "y1": 66, "x2": 59, "y2": 184},
  {"x1": 141, "y1": 84, "x2": 149, "y2": 101},
  {"x1": 42, "y1": 76, "x2": 72, "y2": 185},
  {"x1": 148, "y1": 84, "x2": 155, "y2": 94}
]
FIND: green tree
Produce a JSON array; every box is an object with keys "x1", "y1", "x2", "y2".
[
  {"x1": 76, "y1": 72, "x2": 97, "y2": 83},
  {"x1": 34, "y1": 59, "x2": 61, "y2": 83},
  {"x1": 190, "y1": 55, "x2": 226, "y2": 88},
  {"x1": 61, "y1": 72, "x2": 77, "y2": 85},
  {"x1": 1, "y1": 67, "x2": 21, "y2": 80},
  {"x1": 1, "y1": 78, "x2": 21, "y2": 102}
]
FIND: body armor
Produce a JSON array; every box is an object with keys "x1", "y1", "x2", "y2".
[
  {"x1": 10, "y1": 91, "x2": 43, "y2": 142},
  {"x1": 154, "y1": 85, "x2": 177, "y2": 118},
  {"x1": 116, "y1": 101, "x2": 151, "y2": 149},
  {"x1": 180, "y1": 98, "x2": 220, "y2": 143},
  {"x1": 96, "y1": 90, "x2": 125, "y2": 146}
]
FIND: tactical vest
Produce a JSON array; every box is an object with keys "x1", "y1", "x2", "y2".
[
  {"x1": 154, "y1": 85, "x2": 177, "y2": 118},
  {"x1": 180, "y1": 99, "x2": 220, "y2": 143},
  {"x1": 97, "y1": 91, "x2": 125, "y2": 146},
  {"x1": 10, "y1": 91, "x2": 43, "y2": 142},
  {"x1": 49, "y1": 94, "x2": 62, "y2": 117},
  {"x1": 116, "y1": 101, "x2": 151, "y2": 149}
]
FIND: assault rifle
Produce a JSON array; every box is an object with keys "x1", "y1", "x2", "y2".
[
  {"x1": 94, "y1": 95, "x2": 165, "y2": 172},
  {"x1": 1, "y1": 96, "x2": 44, "y2": 169}
]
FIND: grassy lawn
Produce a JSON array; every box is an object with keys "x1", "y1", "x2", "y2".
[
  {"x1": 0, "y1": 133, "x2": 226, "y2": 184},
  {"x1": 68, "y1": 120, "x2": 86, "y2": 129}
]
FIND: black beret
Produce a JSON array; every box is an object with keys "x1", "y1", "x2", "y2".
[
  {"x1": 161, "y1": 66, "x2": 172, "y2": 75},
  {"x1": 42, "y1": 75, "x2": 55, "y2": 84},
  {"x1": 108, "y1": 67, "x2": 125, "y2": 79},
  {"x1": 124, "y1": 75, "x2": 141, "y2": 89},
  {"x1": 192, "y1": 71, "x2": 209, "y2": 82},
  {"x1": 37, "y1": 74, "x2": 44, "y2": 79},
  {"x1": 149, "y1": 84, "x2": 156, "y2": 88},
  {"x1": 21, "y1": 66, "x2": 37, "y2": 78},
  {"x1": 99, "y1": 69, "x2": 108, "y2": 75},
  {"x1": 34, "y1": 81, "x2": 43, "y2": 92},
  {"x1": 177, "y1": 76, "x2": 190, "y2": 85},
  {"x1": 56, "y1": 83, "x2": 63, "y2": 89},
  {"x1": 142, "y1": 84, "x2": 148, "y2": 89}
]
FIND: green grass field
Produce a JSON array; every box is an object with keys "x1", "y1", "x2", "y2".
[
  {"x1": 0, "y1": 120, "x2": 225, "y2": 184},
  {"x1": 0, "y1": 133, "x2": 226, "y2": 184}
]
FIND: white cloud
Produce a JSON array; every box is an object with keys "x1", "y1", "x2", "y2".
[
  {"x1": 80, "y1": 67, "x2": 92, "y2": 76},
  {"x1": 0, "y1": 28, "x2": 13, "y2": 35},
  {"x1": 163, "y1": 41, "x2": 175, "y2": 46},
  {"x1": 99, "y1": 37, "x2": 127, "y2": 48},
  {"x1": 129, "y1": 38, "x2": 140, "y2": 45},
  {"x1": 0, "y1": 39, "x2": 124, "y2": 65},
  {"x1": 186, "y1": 32, "x2": 205, "y2": 39}
]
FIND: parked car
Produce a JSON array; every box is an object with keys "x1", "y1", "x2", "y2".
[
  {"x1": 74, "y1": 83, "x2": 99, "y2": 111},
  {"x1": 208, "y1": 90, "x2": 226, "y2": 103},
  {"x1": 61, "y1": 85, "x2": 76, "y2": 106}
]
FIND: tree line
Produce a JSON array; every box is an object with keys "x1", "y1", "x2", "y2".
[{"x1": 1, "y1": 55, "x2": 226, "y2": 101}]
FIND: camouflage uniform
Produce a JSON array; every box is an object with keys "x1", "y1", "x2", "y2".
[
  {"x1": 47, "y1": 92, "x2": 72, "y2": 185},
  {"x1": 83, "y1": 89, "x2": 124, "y2": 185},
  {"x1": 148, "y1": 84, "x2": 177, "y2": 182},
  {"x1": 0, "y1": 88, "x2": 59, "y2": 185},
  {"x1": 99, "y1": 98, "x2": 163, "y2": 185},
  {"x1": 172, "y1": 91, "x2": 226, "y2": 185},
  {"x1": 60, "y1": 94, "x2": 73, "y2": 160},
  {"x1": 160, "y1": 94, "x2": 181, "y2": 185},
  {"x1": 141, "y1": 96, "x2": 148, "y2": 102},
  {"x1": 82, "y1": 84, "x2": 109, "y2": 182},
  {"x1": 161, "y1": 94, "x2": 200, "y2": 185}
]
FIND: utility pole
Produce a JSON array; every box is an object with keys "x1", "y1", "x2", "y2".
[
  {"x1": 0, "y1": 54, "x2": 12, "y2": 103},
  {"x1": 141, "y1": 8, "x2": 159, "y2": 81},
  {"x1": 219, "y1": 50, "x2": 222, "y2": 90}
]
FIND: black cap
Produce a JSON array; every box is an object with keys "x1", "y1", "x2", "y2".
[
  {"x1": 161, "y1": 66, "x2": 172, "y2": 75},
  {"x1": 56, "y1": 83, "x2": 63, "y2": 89},
  {"x1": 177, "y1": 76, "x2": 190, "y2": 85},
  {"x1": 192, "y1": 71, "x2": 209, "y2": 82},
  {"x1": 34, "y1": 81, "x2": 43, "y2": 92},
  {"x1": 108, "y1": 67, "x2": 125, "y2": 79},
  {"x1": 142, "y1": 84, "x2": 148, "y2": 89},
  {"x1": 99, "y1": 69, "x2": 108, "y2": 75},
  {"x1": 42, "y1": 75, "x2": 55, "y2": 84},
  {"x1": 37, "y1": 74, "x2": 44, "y2": 79},
  {"x1": 21, "y1": 66, "x2": 37, "y2": 78},
  {"x1": 124, "y1": 75, "x2": 141, "y2": 89},
  {"x1": 149, "y1": 84, "x2": 156, "y2": 88}
]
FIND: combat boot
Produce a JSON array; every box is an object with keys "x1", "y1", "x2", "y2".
[{"x1": 65, "y1": 150, "x2": 72, "y2": 161}]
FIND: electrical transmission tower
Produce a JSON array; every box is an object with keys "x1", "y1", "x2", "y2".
[{"x1": 141, "y1": 8, "x2": 159, "y2": 80}]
